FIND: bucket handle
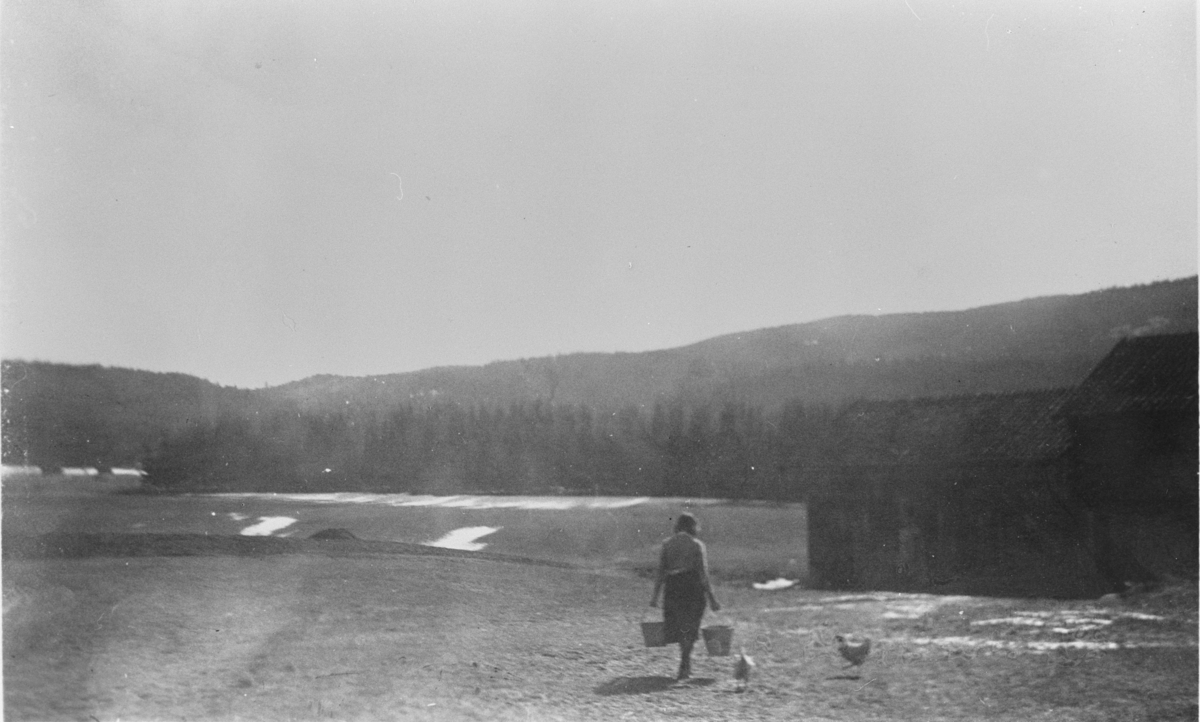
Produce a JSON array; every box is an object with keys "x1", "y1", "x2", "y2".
[{"x1": 705, "y1": 607, "x2": 732, "y2": 626}]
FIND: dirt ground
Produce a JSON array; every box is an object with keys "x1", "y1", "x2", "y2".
[{"x1": 3, "y1": 537, "x2": 1197, "y2": 722}]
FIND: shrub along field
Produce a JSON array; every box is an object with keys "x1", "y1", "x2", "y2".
[{"x1": 3, "y1": 480, "x2": 1196, "y2": 721}]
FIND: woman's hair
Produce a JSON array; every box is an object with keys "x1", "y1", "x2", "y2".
[{"x1": 674, "y1": 512, "x2": 698, "y2": 534}]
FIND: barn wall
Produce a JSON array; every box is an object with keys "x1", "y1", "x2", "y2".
[
  {"x1": 1079, "y1": 506, "x2": 1198, "y2": 587},
  {"x1": 1067, "y1": 408, "x2": 1199, "y2": 587},
  {"x1": 1069, "y1": 410, "x2": 1199, "y2": 505},
  {"x1": 809, "y1": 463, "x2": 1109, "y2": 598}
]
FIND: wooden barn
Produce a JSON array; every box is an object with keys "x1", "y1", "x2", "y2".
[
  {"x1": 806, "y1": 331, "x2": 1198, "y2": 597},
  {"x1": 805, "y1": 389, "x2": 1103, "y2": 597},
  {"x1": 1061, "y1": 332, "x2": 1198, "y2": 587}
]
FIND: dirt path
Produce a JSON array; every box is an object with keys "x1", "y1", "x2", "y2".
[{"x1": 4, "y1": 546, "x2": 1196, "y2": 721}]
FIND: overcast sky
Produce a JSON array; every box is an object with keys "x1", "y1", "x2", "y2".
[{"x1": 1, "y1": 0, "x2": 1194, "y2": 388}]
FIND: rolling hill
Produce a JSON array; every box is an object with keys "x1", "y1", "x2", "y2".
[{"x1": 265, "y1": 276, "x2": 1197, "y2": 411}]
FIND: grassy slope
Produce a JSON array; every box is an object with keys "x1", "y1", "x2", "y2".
[{"x1": 5, "y1": 546, "x2": 1196, "y2": 722}]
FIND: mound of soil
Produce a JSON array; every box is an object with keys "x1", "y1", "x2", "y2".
[{"x1": 309, "y1": 528, "x2": 358, "y2": 540}]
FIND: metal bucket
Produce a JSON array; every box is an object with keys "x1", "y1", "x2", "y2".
[
  {"x1": 641, "y1": 621, "x2": 666, "y2": 647},
  {"x1": 702, "y1": 624, "x2": 734, "y2": 656}
]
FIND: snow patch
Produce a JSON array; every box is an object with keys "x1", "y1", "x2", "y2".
[
  {"x1": 972, "y1": 617, "x2": 1050, "y2": 627},
  {"x1": 202, "y1": 492, "x2": 731, "y2": 511},
  {"x1": 970, "y1": 609, "x2": 1163, "y2": 633},
  {"x1": 1, "y1": 465, "x2": 41, "y2": 476},
  {"x1": 240, "y1": 517, "x2": 297, "y2": 536},
  {"x1": 1117, "y1": 611, "x2": 1165, "y2": 621},
  {"x1": 753, "y1": 578, "x2": 797, "y2": 591},
  {"x1": 62, "y1": 467, "x2": 99, "y2": 476},
  {"x1": 424, "y1": 526, "x2": 501, "y2": 551},
  {"x1": 765, "y1": 593, "x2": 973, "y2": 620},
  {"x1": 905, "y1": 636, "x2": 1192, "y2": 653}
]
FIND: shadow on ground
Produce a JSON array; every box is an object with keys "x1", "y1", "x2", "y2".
[{"x1": 594, "y1": 676, "x2": 716, "y2": 695}]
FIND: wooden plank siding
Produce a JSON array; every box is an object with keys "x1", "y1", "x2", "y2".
[{"x1": 804, "y1": 334, "x2": 1197, "y2": 597}]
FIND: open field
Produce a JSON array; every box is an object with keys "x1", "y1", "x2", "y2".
[
  {"x1": 0, "y1": 482, "x2": 810, "y2": 581},
  {"x1": 3, "y1": 480, "x2": 1197, "y2": 721}
]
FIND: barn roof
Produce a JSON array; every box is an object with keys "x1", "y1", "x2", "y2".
[
  {"x1": 1063, "y1": 332, "x2": 1198, "y2": 416},
  {"x1": 837, "y1": 389, "x2": 1072, "y2": 467}
]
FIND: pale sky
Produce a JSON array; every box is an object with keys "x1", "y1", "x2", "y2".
[{"x1": 1, "y1": 0, "x2": 1195, "y2": 388}]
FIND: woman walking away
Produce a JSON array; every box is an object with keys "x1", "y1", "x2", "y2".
[{"x1": 649, "y1": 512, "x2": 721, "y2": 681}]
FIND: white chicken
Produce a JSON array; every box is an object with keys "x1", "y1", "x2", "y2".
[
  {"x1": 733, "y1": 648, "x2": 755, "y2": 692},
  {"x1": 835, "y1": 634, "x2": 871, "y2": 671}
]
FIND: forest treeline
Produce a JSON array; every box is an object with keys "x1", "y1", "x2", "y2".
[
  {"x1": 144, "y1": 399, "x2": 841, "y2": 499},
  {"x1": 4, "y1": 277, "x2": 1195, "y2": 492}
]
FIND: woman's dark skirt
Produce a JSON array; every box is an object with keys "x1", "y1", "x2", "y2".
[{"x1": 662, "y1": 569, "x2": 706, "y2": 645}]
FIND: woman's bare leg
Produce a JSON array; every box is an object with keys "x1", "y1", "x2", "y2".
[{"x1": 677, "y1": 639, "x2": 694, "y2": 680}]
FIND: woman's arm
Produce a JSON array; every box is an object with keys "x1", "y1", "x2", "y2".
[
  {"x1": 649, "y1": 543, "x2": 667, "y2": 606},
  {"x1": 698, "y1": 541, "x2": 721, "y2": 611}
]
